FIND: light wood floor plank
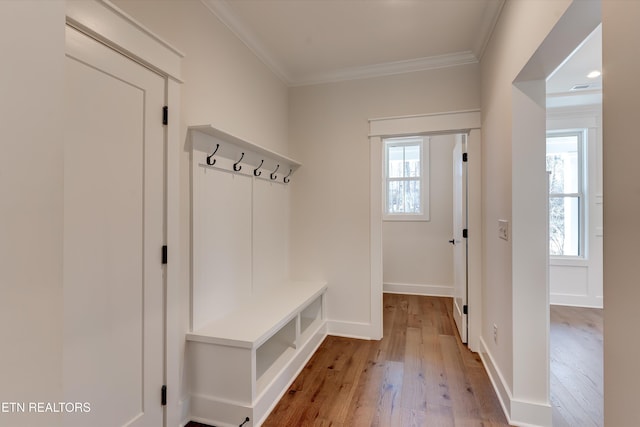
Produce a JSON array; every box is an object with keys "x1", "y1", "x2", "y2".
[{"x1": 550, "y1": 304, "x2": 603, "y2": 427}]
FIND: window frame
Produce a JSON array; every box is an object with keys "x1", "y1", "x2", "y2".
[
  {"x1": 546, "y1": 129, "x2": 587, "y2": 259},
  {"x1": 383, "y1": 136, "x2": 430, "y2": 221}
]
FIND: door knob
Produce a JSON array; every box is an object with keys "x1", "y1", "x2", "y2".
[{"x1": 449, "y1": 239, "x2": 455, "y2": 245}]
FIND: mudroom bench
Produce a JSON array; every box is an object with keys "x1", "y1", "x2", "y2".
[
  {"x1": 186, "y1": 281, "x2": 327, "y2": 427},
  {"x1": 187, "y1": 125, "x2": 327, "y2": 426}
]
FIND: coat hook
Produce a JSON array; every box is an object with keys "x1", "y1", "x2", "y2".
[
  {"x1": 253, "y1": 159, "x2": 264, "y2": 177},
  {"x1": 283, "y1": 168, "x2": 292, "y2": 183},
  {"x1": 270, "y1": 164, "x2": 280, "y2": 180},
  {"x1": 206, "y1": 144, "x2": 219, "y2": 166},
  {"x1": 233, "y1": 152, "x2": 245, "y2": 171}
]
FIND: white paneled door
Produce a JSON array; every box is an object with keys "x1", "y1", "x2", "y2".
[
  {"x1": 452, "y1": 135, "x2": 468, "y2": 344},
  {"x1": 63, "y1": 26, "x2": 165, "y2": 427}
]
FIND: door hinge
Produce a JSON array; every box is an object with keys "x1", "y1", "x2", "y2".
[
  {"x1": 162, "y1": 245, "x2": 168, "y2": 264},
  {"x1": 161, "y1": 385, "x2": 167, "y2": 406},
  {"x1": 162, "y1": 106, "x2": 168, "y2": 125},
  {"x1": 462, "y1": 229, "x2": 468, "y2": 238},
  {"x1": 463, "y1": 305, "x2": 468, "y2": 315},
  {"x1": 462, "y1": 152, "x2": 468, "y2": 162}
]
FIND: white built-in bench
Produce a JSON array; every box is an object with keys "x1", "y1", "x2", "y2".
[
  {"x1": 187, "y1": 281, "x2": 327, "y2": 427},
  {"x1": 187, "y1": 126, "x2": 327, "y2": 427}
]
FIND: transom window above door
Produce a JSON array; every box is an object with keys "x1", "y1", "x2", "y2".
[{"x1": 383, "y1": 136, "x2": 429, "y2": 221}]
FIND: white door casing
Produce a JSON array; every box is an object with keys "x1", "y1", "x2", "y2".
[
  {"x1": 369, "y1": 111, "x2": 481, "y2": 349},
  {"x1": 63, "y1": 25, "x2": 165, "y2": 427},
  {"x1": 452, "y1": 135, "x2": 468, "y2": 344}
]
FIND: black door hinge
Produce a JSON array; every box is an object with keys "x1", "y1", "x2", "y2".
[
  {"x1": 463, "y1": 305, "x2": 468, "y2": 315},
  {"x1": 162, "y1": 106, "x2": 168, "y2": 125},
  {"x1": 462, "y1": 229, "x2": 468, "y2": 238},
  {"x1": 162, "y1": 245, "x2": 168, "y2": 264},
  {"x1": 161, "y1": 385, "x2": 167, "y2": 406},
  {"x1": 462, "y1": 152, "x2": 468, "y2": 162}
]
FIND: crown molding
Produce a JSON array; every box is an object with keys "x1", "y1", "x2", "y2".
[
  {"x1": 200, "y1": 0, "x2": 292, "y2": 84},
  {"x1": 290, "y1": 52, "x2": 478, "y2": 87},
  {"x1": 473, "y1": 0, "x2": 506, "y2": 61},
  {"x1": 202, "y1": 0, "x2": 482, "y2": 87}
]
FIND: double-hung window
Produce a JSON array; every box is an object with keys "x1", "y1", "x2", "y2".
[
  {"x1": 546, "y1": 130, "x2": 585, "y2": 257},
  {"x1": 383, "y1": 136, "x2": 429, "y2": 221}
]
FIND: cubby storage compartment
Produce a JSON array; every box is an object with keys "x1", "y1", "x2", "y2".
[
  {"x1": 256, "y1": 317, "x2": 296, "y2": 394},
  {"x1": 299, "y1": 296, "x2": 323, "y2": 345}
]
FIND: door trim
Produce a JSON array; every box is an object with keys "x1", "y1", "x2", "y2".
[
  {"x1": 64, "y1": 1, "x2": 184, "y2": 425},
  {"x1": 66, "y1": 0, "x2": 183, "y2": 82},
  {"x1": 368, "y1": 110, "x2": 482, "y2": 352}
]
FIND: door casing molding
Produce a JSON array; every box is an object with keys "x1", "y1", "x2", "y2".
[
  {"x1": 64, "y1": 1, "x2": 185, "y2": 425},
  {"x1": 368, "y1": 110, "x2": 482, "y2": 352}
]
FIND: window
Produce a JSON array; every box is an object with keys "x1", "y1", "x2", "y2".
[
  {"x1": 546, "y1": 131, "x2": 585, "y2": 257},
  {"x1": 383, "y1": 136, "x2": 429, "y2": 221}
]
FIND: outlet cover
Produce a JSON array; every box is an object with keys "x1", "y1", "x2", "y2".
[{"x1": 498, "y1": 220, "x2": 509, "y2": 241}]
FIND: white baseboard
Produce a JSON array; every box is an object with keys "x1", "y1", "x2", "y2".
[
  {"x1": 254, "y1": 328, "x2": 327, "y2": 426},
  {"x1": 478, "y1": 337, "x2": 551, "y2": 427},
  {"x1": 327, "y1": 320, "x2": 376, "y2": 340},
  {"x1": 179, "y1": 396, "x2": 191, "y2": 427},
  {"x1": 550, "y1": 293, "x2": 603, "y2": 308},
  {"x1": 478, "y1": 337, "x2": 512, "y2": 421},
  {"x1": 189, "y1": 326, "x2": 328, "y2": 427},
  {"x1": 383, "y1": 282, "x2": 454, "y2": 297},
  {"x1": 189, "y1": 394, "x2": 249, "y2": 427},
  {"x1": 511, "y1": 399, "x2": 552, "y2": 427}
]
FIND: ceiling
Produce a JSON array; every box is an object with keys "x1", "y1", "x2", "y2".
[
  {"x1": 547, "y1": 24, "x2": 602, "y2": 108},
  {"x1": 202, "y1": 0, "x2": 601, "y2": 106},
  {"x1": 203, "y1": 0, "x2": 505, "y2": 86}
]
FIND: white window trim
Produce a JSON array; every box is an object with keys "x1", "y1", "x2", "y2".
[
  {"x1": 383, "y1": 136, "x2": 430, "y2": 221},
  {"x1": 547, "y1": 128, "x2": 587, "y2": 259}
]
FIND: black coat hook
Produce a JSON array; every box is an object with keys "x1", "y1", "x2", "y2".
[
  {"x1": 233, "y1": 152, "x2": 245, "y2": 171},
  {"x1": 283, "y1": 169, "x2": 292, "y2": 183},
  {"x1": 206, "y1": 144, "x2": 219, "y2": 166},
  {"x1": 253, "y1": 159, "x2": 264, "y2": 177},
  {"x1": 270, "y1": 164, "x2": 280, "y2": 180}
]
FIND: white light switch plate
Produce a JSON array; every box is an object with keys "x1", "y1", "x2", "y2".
[{"x1": 498, "y1": 220, "x2": 509, "y2": 241}]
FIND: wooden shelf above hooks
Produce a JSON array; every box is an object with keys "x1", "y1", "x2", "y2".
[{"x1": 189, "y1": 125, "x2": 301, "y2": 176}]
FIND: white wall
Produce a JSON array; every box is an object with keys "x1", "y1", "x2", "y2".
[
  {"x1": 288, "y1": 65, "x2": 480, "y2": 337},
  {"x1": 547, "y1": 106, "x2": 603, "y2": 308},
  {"x1": 0, "y1": 1, "x2": 65, "y2": 426},
  {"x1": 383, "y1": 134, "x2": 455, "y2": 296},
  {"x1": 481, "y1": 1, "x2": 601, "y2": 425},
  {"x1": 113, "y1": 0, "x2": 289, "y2": 151},
  {"x1": 480, "y1": 0, "x2": 571, "y2": 400},
  {"x1": 602, "y1": 2, "x2": 640, "y2": 425},
  {"x1": 480, "y1": 0, "x2": 574, "y2": 424}
]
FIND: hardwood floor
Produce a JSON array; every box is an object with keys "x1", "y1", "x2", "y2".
[
  {"x1": 263, "y1": 294, "x2": 510, "y2": 427},
  {"x1": 186, "y1": 297, "x2": 605, "y2": 427},
  {"x1": 186, "y1": 294, "x2": 511, "y2": 427},
  {"x1": 550, "y1": 304, "x2": 603, "y2": 427}
]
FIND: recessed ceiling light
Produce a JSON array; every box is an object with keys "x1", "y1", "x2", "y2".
[{"x1": 587, "y1": 70, "x2": 601, "y2": 79}]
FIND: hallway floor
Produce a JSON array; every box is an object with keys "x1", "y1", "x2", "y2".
[
  {"x1": 261, "y1": 294, "x2": 510, "y2": 426},
  {"x1": 550, "y1": 304, "x2": 603, "y2": 427}
]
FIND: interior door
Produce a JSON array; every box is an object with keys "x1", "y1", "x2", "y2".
[
  {"x1": 452, "y1": 134, "x2": 468, "y2": 343},
  {"x1": 63, "y1": 25, "x2": 165, "y2": 427}
]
